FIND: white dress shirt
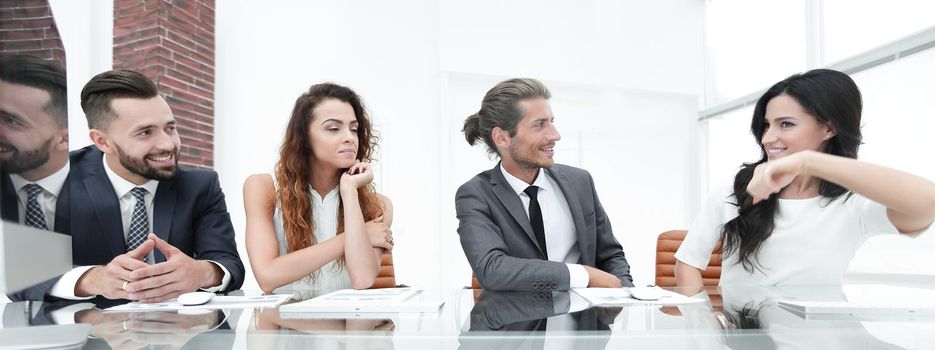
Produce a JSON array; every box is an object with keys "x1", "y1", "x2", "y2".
[
  {"x1": 499, "y1": 165, "x2": 589, "y2": 288},
  {"x1": 272, "y1": 185, "x2": 352, "y2": 290},
  {"x1": 9, "y1": 162, "x2": 70, "y2": 229},
  {"x1": 47, "y1": 157, "x2": 230, "y2": 299}
]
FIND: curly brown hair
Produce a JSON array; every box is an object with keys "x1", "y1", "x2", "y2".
[{"x1": 274, "y1": 83, "x2": 383, "y2": 268}]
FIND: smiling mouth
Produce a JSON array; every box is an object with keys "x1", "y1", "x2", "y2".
[
  {"x1": 145, "y1": 153, "x2": 174, "y2": 163},
  {"x1": 0, "y1": 143, "x2": 14, "y2": 153},
  {"x1": 539, "y1": 143, "x2": 555, "y2": 155},
  {"x1": 766, "y1": 147, "x2": 787, "y2": 157}
]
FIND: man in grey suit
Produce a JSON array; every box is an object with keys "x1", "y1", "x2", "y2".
[{"x1": 457, "y1": 78, "x2": 634, "y2": 291}]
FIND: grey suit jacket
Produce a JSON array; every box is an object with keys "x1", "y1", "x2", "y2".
[
  {"x1": 456, "y1": 163, "x2": 633, "y2": 291},
  {"x1": 459, "y1": 291, "x2": 620, "y2": 350}
]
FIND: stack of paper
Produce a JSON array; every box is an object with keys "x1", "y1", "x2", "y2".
[
  {"x1": 778, "y1": 300, "x2": 935, "y2": 316},
  {"x1": 106, "y1": 295, "x2": 292, "y2": 312},
  {"x1": 573, "y1": 287, "x2": 705, "y2": 306},
  {"x1": 279, "y1": 288, "x2": 444, "y2": 314}
]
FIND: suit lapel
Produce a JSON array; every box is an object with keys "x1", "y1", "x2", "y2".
[
  {"x1": 489, "y1": 164, "x2": 546, "y2": 257},
  {"x1": 546, "y1": 167, "x2": 594, "y2": 265},
  {"x1": 1, "y1": 172, "x2": 18, "y2": 222},
  {"x1": 152, "y1": 179, "x2": 176, "y2": 263},
  {"x1": 53, "y1": 170, "x2": 72, "y2": 234},
  {"x1": 82, "y1": 167, "x2": 128, "y2": 257}
]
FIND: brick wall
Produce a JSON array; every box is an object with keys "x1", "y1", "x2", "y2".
[
  {"x1": 0, "y1": 0, "x2": 66, "y2": 68},
  {"x1": 113, "y1": 0, "x2": 215, "y2": 169}
]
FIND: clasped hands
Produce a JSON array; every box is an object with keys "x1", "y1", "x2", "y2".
[
  {"x1": 76, "y1": 308, "x2": 221, "y2": 349},
  {"x1": 77, "y1": 233, "x2": 221, "y2": 303}
]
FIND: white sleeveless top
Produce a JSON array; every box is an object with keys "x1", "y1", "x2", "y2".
[{"x1": 273, "y1": 184, "x2": 352, "y2": 290}]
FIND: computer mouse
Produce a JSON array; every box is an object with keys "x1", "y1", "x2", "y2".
[{"x1": 177, "y1": 291, "x2": 214, "y2": 306}]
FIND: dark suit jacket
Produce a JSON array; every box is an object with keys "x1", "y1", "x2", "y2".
[
  {"x1": 456, "y1": 163, "x2": 633, "y2": 291},
  {"x1": 1, "y1": 168, "x2": 72, "y2": 233},
  {"x1": 8, "y1": 146, "x2": 244, "y2": 301}
]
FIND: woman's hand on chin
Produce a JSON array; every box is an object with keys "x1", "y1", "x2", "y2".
[{"x1": 340, "y1": 161, "x2": 373, "y2": 190}]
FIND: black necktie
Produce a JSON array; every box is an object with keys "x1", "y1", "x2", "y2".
[{"x1": 524, "y1": 185, "x2": 548, "y2": 259}]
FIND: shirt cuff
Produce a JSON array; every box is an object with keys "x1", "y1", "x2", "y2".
[
  {"x1": 49, "y1": 266, "x2": 98, "y2": 300},
  {"x1": 199, "y1": 260, "x2": 231, "y2": 293},
  {"x1": 568, "y1": 291, "x2": 590, "y2": 313},
  {"x1": 566, "y1": 263, "x2": 589, "y2": 289}
]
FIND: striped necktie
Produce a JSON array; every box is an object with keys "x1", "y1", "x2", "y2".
[
  {"x1": 23, "y1": 184, "x2": 49, "y2": 230},
  {"x1": 126, "y1": 187, "x2": 149, "y2": 252}
]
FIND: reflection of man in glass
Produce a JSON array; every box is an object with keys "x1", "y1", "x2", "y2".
[
  {"x1": 0, "y1": 55, "x2": 69, "y2": 232},
  {"x1": 461, "y1": 291, "x2": 621, "y2": 350},
  {"x1": 0, "y1": 300, "x2": 232, "y2": 349}
]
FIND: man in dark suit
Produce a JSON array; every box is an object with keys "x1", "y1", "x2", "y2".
[
  {"x1": 0, "y1": 55, "x2": 70, "y2": 233},
  {"x1": 9, "y1": 69, "x2": 243, "y2": 302},
  {"x1": 457, "y1": 78, "x2": 633, "y2": 291}
]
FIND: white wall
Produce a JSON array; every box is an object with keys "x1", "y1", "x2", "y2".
[
  {"x1": 845, "y1": 47, "x2": 935, "y2": 276},
  {"x1": 216, "y1": 0, "x2": 705, "y2": 290},
  {"x1": 49, "y1": 0, "x2": 113, "y2": 150}
]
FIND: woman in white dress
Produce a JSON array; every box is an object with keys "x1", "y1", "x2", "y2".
[
  {"x1": 675, "y1": 69, "x2": 935, "y2": 288},
  {"x1": 244, "y1": 83, "x2": 394, "y2": 292}
]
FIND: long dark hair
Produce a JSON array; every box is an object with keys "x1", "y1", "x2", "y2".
[{"x1": 721, "y1": 69, "x2": 863, "y2": 272}]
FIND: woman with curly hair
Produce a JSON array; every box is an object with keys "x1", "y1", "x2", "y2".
[{"x1": 244, "y1": 83, "x2": 393, "y2": 292}]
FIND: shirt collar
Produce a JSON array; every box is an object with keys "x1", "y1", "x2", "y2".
[
  {"x1": 499, "y1": 164, "x2": 553, "y2": 197},
  {"x1": 102, "y1": 155, "x2": 159, "y2": 198},
  {"x1": 9, "y1": 161, "x2": 71, "y2": 198},
  {"x1": 309, "y1": 185, "x2": 340, "y2": 202}
]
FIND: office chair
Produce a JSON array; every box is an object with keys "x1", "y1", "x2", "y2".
[
  {"x1": 370, "y1": 253, "x2": 397, "y2": 288},
  {"x1": 655, "y1": 230, "x2": 722, "y2": 287}
]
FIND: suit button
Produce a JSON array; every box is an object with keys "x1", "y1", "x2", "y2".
[{"x1": 551, "y1": 282, "x2": 557, "y2": 289}]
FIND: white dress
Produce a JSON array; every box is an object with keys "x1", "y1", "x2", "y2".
[
  {"x1": 273, "y1": 185, "x2": 352, "y2": 290},
  {"x1": 675, "y1": 179, "x2": 899, "y2": 286}
]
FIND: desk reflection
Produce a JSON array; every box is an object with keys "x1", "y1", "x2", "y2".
[
  {"x1": 1, "y1": 300, "x2": 229, "y2": 349},
  {"x1": 249, "y1": 297, "x2": 395, "y2": 350},
  {"x1": 460, "y1": 290, "x2": 621, "y2": 350},
  {"x1": 3, "y1": 286, "x2": 935, "y2": 349},
  {"x1": 673, "y1": 286, "x2": 909, "y2": 350}
]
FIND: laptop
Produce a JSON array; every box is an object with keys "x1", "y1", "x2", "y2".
[{"x1": 1, "y1": 221, "x2": 73, "y2": 293}]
